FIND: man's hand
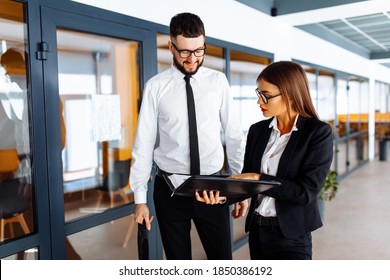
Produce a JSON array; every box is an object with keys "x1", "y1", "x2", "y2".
[
  {"x1": 134, "y1": 204, "x2": 154, "y2": 230},
  {"x1": 232, "y1": 199, "x2": 248, "y2": 219}
]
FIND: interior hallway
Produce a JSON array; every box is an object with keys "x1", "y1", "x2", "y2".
[{"x1": 233, "y1": 158, "x2": 390, "y2": 260}]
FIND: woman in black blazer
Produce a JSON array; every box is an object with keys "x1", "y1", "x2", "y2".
[
  {"x1": 197, "y1": 61, "x2": 333, "y2": 260},
  {"x1": 232, "y1": 61, "x2": 333, "y2": 259}
]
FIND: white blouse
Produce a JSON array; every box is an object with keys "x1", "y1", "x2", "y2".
[{"x1": 255, "y1": 114, "x2": 299, "y2": 217}]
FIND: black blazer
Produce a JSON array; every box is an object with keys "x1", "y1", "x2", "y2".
[{"x1": 243, "y1": 116, "x2": 333, "y2": 239}]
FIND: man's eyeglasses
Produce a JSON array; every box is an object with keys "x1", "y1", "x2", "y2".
[
  {"x1": 171, "y1": 42, "x2": 206, "y2": 58},
  {"x1": 255, "y1": 88, "x2": 282, "y2": 104}
]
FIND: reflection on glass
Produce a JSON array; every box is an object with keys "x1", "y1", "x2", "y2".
[
  {"x1": 0, "y1": 0, "x2": 34, "y2": 243},
  {"x1": 57, "y1": 29, "x2": 139, "y2": 222}
]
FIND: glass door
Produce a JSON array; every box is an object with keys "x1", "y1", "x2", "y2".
[
  {"x1": 0, "y1": 0, "x2": 37, "y2": 259},
  {"x1": 40, "y1": 6, "x2": 157, "y2": 259}
]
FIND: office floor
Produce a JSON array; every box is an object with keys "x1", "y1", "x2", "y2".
[
  {"x1": 233, "y1": 158, "x2": 390, "y2": 260},
  {"x1": 312, "y1": 158, "x2": 390, "y2": 260},
  {"x1": 62, "y1": 157, "x2": 390, "y2": 260}
]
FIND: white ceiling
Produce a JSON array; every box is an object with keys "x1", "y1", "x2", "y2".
[{"x1": 235, "y1": 0, "x2": 390, "y2": 68}]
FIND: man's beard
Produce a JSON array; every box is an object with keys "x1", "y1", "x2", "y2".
[{"x1": 173, "y1": 56, "x2": 203, "y2": 75}]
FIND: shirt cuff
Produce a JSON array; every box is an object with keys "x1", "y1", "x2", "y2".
[{"x1": 134, "y1": 190, "x2": 147, "y2": 204}]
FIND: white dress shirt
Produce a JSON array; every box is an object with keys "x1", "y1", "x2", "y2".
[
  {"x1": 255, "y1": 114, "x2": 299, "y2": 217},
  {"x1": 0, "y1": 91, "x2": 29, "y2": 153},
  {"x1": 130, "y1": 65, "x2": 245, "y2": 203},
  {"x1": 0, "y1": 91, "x2": 31, "y2": 182}
]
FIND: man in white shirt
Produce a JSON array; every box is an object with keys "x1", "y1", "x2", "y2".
[
  {"x1": 0, "y1": 48, "x2": 31, "y2": 183},
  {"x1": 130, "y1": 12, "x2": 247, "y2": 259}
]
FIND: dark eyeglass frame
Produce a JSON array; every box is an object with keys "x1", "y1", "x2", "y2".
[
  {"x1": 255, "y1": 88, "x2": 282, "y2": 104},
  {"x1": 171, "y1": 42, "x2": 206, "y2": 58}
]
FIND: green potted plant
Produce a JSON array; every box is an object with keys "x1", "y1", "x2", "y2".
[
  {"x1": 318, "y1": 170, "x2": 339, "y2": 220},
  {"x1": 319, "y1": 170, "x2": 339, "y2": 201}
]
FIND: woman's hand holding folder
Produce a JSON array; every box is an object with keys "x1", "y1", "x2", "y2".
[
  {"x1": 229, "y1": 172, "x2": 261, "y2": 181},
  {"x1": 195, "y1": 190, "x2": 226, "y2": 205},
  {"x1": 195, "y1": 190, "x2": 249, "y2": 218}
]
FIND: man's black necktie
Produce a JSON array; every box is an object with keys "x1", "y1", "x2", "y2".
[{"x1": 184, "y1": 75, "x2": 200, "y2": 175}]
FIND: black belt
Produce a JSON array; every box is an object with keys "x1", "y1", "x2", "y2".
[
  {"x1": 155, "y1": 166, "x2": 221, "y2": 178},
  {"x1": 155, "y1": 167, "x2": 172, "y2": 178},
  {"x1": 253, "y1": 213, "x2": 279, "y2": 227}
]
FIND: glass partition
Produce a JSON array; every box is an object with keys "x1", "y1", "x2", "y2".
[
  {"x1": 0, "y1": 0, "x2": 34, "y2": 244},
  {"x1": 336, "y1": 78, "x2": 348, "y2": 176},
  {"x1": 300, "y1": 61, "x2": 370, "y2": 176},
  {"x1": 336, "y1": 77, "x2": 369, "y2": 175},
  {"x1": 318, "y1": 71, "x2": 336, "y2": 123},
  {"x1": 57, "y1": 29, "x2": 140, "y2": 222},
  {"x1": 337, "y1": 79, "x2": 348, "y2": 139},
  {"x1": 230, "y1": 50, "x2": 269, "y2": 133},
  {"x1": 302, "y1": 66, "x2": 337, "y2": 124},
  {"x1": 375, "y1": 81, "x2": 390, "y2": 144}
]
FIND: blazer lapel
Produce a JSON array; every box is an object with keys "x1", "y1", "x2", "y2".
[
  {"x1": 277, "y1": 116, "x2": 306, "y2": 178},
  {"x1": 253, "y1": 120, "x2": 272, "y2": 172}
]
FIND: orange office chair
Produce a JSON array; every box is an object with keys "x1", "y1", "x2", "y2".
[
  {"x1": 95, "y1": 158, "x2": 130, "y2": 209},
  {"x1": 0, "y1": 149, "x2": 19, "y2": 174}
]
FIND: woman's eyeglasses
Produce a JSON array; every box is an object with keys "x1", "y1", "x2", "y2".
[{"x1": 255, "y1": 88, "x2": 282, "y2": 104}]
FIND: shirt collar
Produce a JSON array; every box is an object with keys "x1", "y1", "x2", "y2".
[
  {"x1": 269, "y1": 114, "x2": 299, "y2": 133},
  {"x1": 171, "y1": 63, "x2": 202, "y2": 82}
]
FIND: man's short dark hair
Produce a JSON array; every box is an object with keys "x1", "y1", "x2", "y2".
[
  {"x1": 0, "y1": 48, "x2": 25, "y2": 69},
  {"x1": 169, "y1": 12, "x2": 205, "y2": 38}
]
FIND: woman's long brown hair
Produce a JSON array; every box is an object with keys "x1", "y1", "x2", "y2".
[{"x1": 257, "y1": 61, "x2": 319, "y2": 123}]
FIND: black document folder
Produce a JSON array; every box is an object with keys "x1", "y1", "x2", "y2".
[{"x1": 162, "y1": 173, "x2": 281, "y2": 198}]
